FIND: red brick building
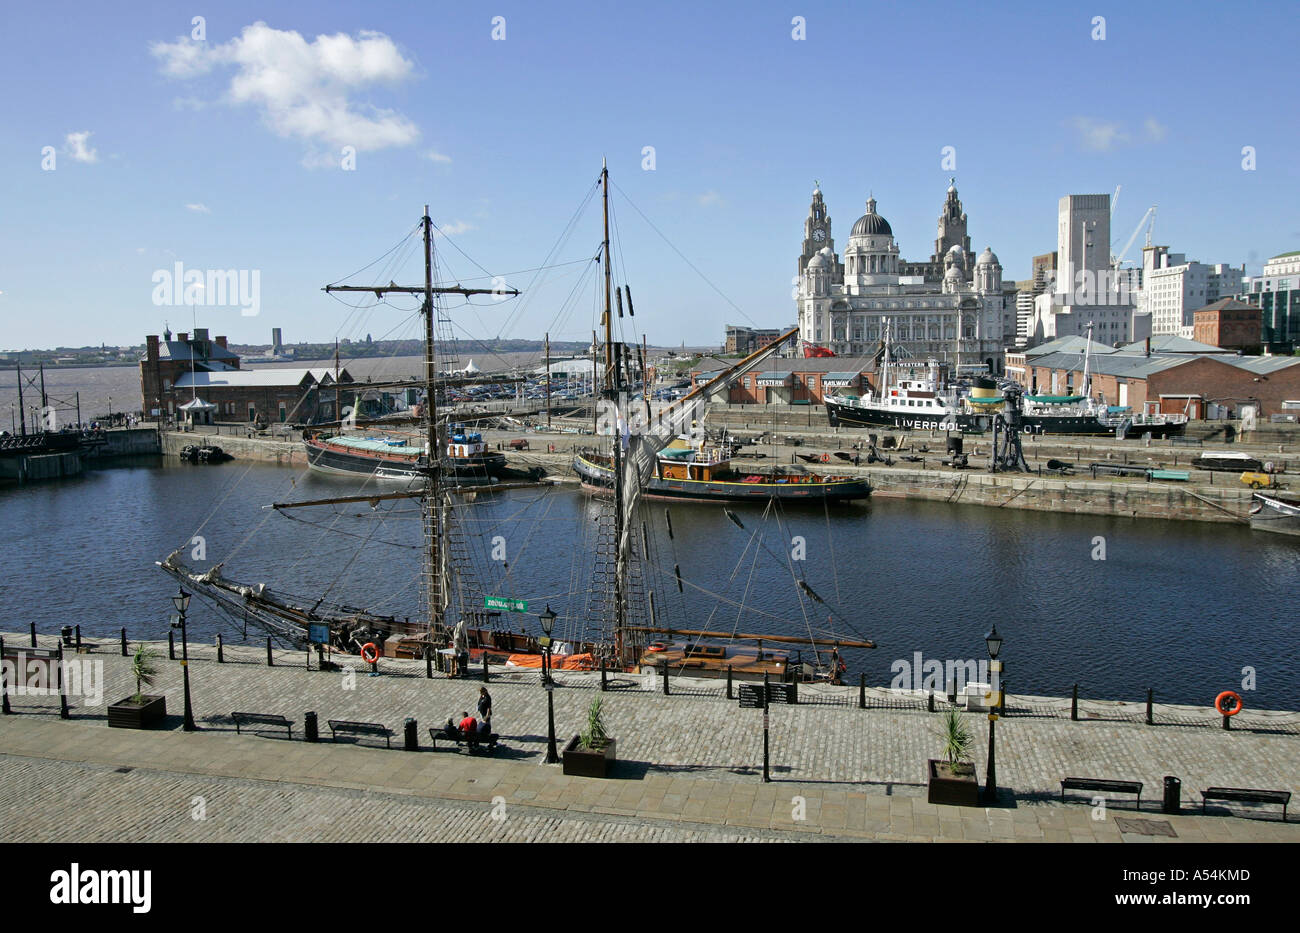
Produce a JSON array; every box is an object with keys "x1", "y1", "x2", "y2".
[
  {"x1": 140, "y1": 327, "x2": 353, "y2": 424},
  {"x1": 1193, "y1": 298, "x2": 1262, "y2": 354}
]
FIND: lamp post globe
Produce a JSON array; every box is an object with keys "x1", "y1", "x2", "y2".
[{"x1": 985, "y1": 625, "x2": 1002, "y2": 661}]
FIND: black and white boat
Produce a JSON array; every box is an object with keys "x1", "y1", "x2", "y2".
[
  {"x1": 824, "y1": 323, "x2": 992, "y2": 433},
  {"x1": 1249, "y1": 492, "x2": 1300, "y2": 537}
]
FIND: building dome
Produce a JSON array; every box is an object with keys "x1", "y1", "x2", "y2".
[
  {"x1": 808, "y1": 251, "x2": 830, "y2": 270},
  {"x1": 944, "y1": 264, "x2": 963, "y2": 284},
  {"x1": 945, "y1": 244, "x2": 966, "y2": 267},
  {"x1": 977, "y1": 246, "x2": 999, "y2": 267},
  {"x1": 850, "y1": 197, "x2": 893, "y2": 237}
]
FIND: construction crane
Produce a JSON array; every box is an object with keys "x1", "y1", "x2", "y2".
[{"x1": 1112, "y1": 205, "x2": 1157, "y2": 271}]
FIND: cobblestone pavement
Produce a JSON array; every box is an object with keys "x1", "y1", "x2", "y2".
[
  {"x1": 0, "y1": 755, "x2": 792, "y2": 843},
  {"x1": 2, "y1": 635, "x2": 1298, "y2": 842}
]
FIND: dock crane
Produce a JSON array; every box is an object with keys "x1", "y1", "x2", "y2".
[{"x1": 1111, "y1": 205, "x2": 1157, "y2": 271}]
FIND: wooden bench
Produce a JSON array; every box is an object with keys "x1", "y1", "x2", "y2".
[
  {"x1": 1202, "y1": 787, "x2": 1290, "y2": 821},
  {"x1": 1060, "y1": 777, "x2": 1143, "y2": 807},
  {"x1": 428, "y1": 727, "x2": 498, "y2": 753},
  {"x1": 231, "y1": 711, "x2": 293, "y2": 738},
  {"x1": 327, "y1": 719, "x2": 391, "y2": 748}
]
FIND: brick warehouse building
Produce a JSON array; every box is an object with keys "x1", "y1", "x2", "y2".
[
  {"x1": 140, "y1": 327, "x2": 353, "y2": 424},
  {"x1": 1192, "y1": 298, "x2": 1262, "y2": 354},
  {"x1": 691, "y1": 356, "x2": 875, "y2": 405},
  {"x1": 1020, "y1": 346, "x2": 1300, "y2": 420}
]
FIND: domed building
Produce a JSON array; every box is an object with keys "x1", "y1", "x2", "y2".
[{"x1": 795, "y1": 179, "x2": 1010, "y2": 372}]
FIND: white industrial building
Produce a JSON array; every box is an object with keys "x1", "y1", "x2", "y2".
[{"x1": 1141, "y1": 246, "x2": 1244, "y2": 338}]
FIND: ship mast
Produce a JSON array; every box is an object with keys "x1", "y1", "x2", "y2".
[
  {"x1": 323, "y1": 208, "x2": 518, "y2": 638},
  {"x1": 599, "y1": 160, "x2": 629, "y2": 663}
]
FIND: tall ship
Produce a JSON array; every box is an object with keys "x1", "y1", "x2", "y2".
[{"x1": 159, "y1": 167, "x2": 875, "y2": 687}]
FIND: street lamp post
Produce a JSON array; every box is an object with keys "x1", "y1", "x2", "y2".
[
  {"x1": 983, "y1": 625, "x2": 1003, "y2": 804},
  {"x1": 172, "y1": 588, "x2": 196, "y2": 731},
  {"x1": 539, "y1": 605, "x2": 559, "y2": 764}
]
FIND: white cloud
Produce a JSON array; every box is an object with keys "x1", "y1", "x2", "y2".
[
  {"x1": 64, "y1": 131, "x2": 99, "y2": 163},
  {"x1": 1069, "y1": 116, "x2": 1170, "y2": 152},
  {"x1": 150, "y1": 22, "x2": 420, "y2": 153},
  {"x1": 433, "y1": 220, "x2": 474, "y2": 238},
  {"x1": 185, "y1": 203, "x2": 211, "y2": 213},
  {"x1": 1069, "y1": 117, "x2": 1128, "y2": 152},
  {"x1": 424, "y1": 149, "x2": 452, "y2": 164},
  {"x1": 696, "y1": 190, "x2": 722, "y2": 207}
]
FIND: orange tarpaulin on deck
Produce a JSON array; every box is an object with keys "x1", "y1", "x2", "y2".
[{"x1": 506, "y1": 653, "x2": 596, "y2": 670}]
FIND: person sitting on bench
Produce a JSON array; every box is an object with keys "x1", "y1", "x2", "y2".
[
  {"x1": 442, "y1": 717, "x2": 459, "y2": 739},
  {"x1": 458, "y1": 711, "x2": 480, "y2": 748}
]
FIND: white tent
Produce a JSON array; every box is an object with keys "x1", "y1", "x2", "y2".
[
  {"x1": 460, "y1": 359, "x2": 481, "y2": 374},
  {"x1": 178, "y1": 396, "x2": 217, "y2": 426}
]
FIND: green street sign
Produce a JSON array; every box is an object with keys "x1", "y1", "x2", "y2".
[{"x1": 484, "y1": 596, "x2": 528, "y2": 613}]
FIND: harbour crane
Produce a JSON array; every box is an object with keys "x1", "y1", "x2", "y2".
[{"x1": 1111, "y1": 205, "x2": 1157, "y2": 271}]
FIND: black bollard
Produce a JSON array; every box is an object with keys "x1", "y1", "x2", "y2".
[
  {"x1": 0, "y1": 637, "x2": 11, "y2": 715},
  {"x1": 425, "y1": 646, "x2": 433, "y2": 680},
  {"x1": 726, "y1": 665, "x2": 733, "y2": 700},
  {"x1": 859, "y1": 673, "x2": 866, "y2": 709},
  {"x1": 404, "y1": 718, "x2": 418, "y2": 751},
  {"x1": 30, "y1": 622, "x2": 37, "y2": 648},
  {"x1": 57, "y1": 643, "x2": 69, "y2": 720},
  {"x1": 483, "y1": 653, "x2": 490, "y2": 683},
  {"x1": 1071, "y1": 683, "x2": 1078, "y2": 721},
  {"x1": 790, "y1": 679, "x2": 798, "y2": 705},
  {"x1": 662, "y1": 659, "x2": 670, "y2": 696},
  {"x1": 216, "y1": 633, "x2": 224, "y2": 663},
  {"x1": 927, "y1": 690, "x2": 935, "y2": 713},
  {"x1": 1146, "y1": 688, "x2": 1153, "y2": 726},
  {"x1": 120, "y1": 628, "x2": 128, "y2": 657},
  {"x1": 305, "y1": 711, "x2": 318, "y2": 742},
  {"x1": 266, "y1": 636, "x2": 274, "y2": 667},
  {"x1": 75, "y1": 625, "x2": 82, "y2": 651},
  {"x1": 600, "y1": 657, "x2": 608, "y2": 692}
]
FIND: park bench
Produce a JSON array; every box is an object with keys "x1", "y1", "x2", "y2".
[
  {"x1": 1201, "y1": 787, "x2": 1290, "y2": 821},
  {"x1": 1060, "y1": 777, "x2": 1143, "y2": 808},
  {"x1": 231, "y1": 711, "x2": 293, "y2": 738},
  {"x1": 428, "y1": 726, "x2": 499, "y2": 753},
  {"x1": 327, "y1": 719, "x2": 392, "y2": 748}
]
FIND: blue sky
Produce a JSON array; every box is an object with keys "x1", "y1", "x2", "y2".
[{"x1": 1, "y1": 0, "x2": 1296, "y2": 351}]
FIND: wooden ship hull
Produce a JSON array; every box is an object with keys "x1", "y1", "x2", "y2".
[{"x1": 573, "y1": 452, "x2": 870, "y2": 503}]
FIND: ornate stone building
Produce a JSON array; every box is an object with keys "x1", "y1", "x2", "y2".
[{"x1": 795, "y1": 181, "x2": 1008, "y2": 372}]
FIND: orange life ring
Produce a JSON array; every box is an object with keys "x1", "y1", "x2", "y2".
[
  {"x1": 1214, "y1": 690, "x2": 1242, "y2": 716},
  {"x1": 360, "y1": 642, "x2": 380, "y2": 663},
  {"x1": 821, "y1": 453, "x2": 830, "y2": 463},
  {"x1": 646, "y1": 642, "x2": 667, "y2": 652}
]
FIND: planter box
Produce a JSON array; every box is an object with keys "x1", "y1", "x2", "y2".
[
  {"x1": 107, "y1": 695, "x2": 167, "y2": 730},
  {"x1": 562, "y1": 735, "x2": 617, "y2": 778},
  {"x1": 927, "y1": 759, "x2": 979, "y2": 807}
]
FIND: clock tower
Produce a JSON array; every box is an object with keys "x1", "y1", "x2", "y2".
[{"x1": 798, "y1": 184, "x2": 834, "y2": 274}]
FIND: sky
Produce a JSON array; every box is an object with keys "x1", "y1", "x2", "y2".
[{"x1": 1, "y1": 0, "x2": 1297, "y2": 352}]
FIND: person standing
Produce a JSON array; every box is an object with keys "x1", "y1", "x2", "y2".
[{"x1": 477, "y1": 687, "x2": 492, "y2": 728}]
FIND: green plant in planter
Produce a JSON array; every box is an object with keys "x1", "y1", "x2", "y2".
[
  {"x1": 131, "y1": 644, "x2": 158, "y2": 704},
  {"x1": 934, "y1": 707, "x2": 974, "y2": 775},
  {"x1": 579, "y1": 695, "x2": 609, "y2": 750}
]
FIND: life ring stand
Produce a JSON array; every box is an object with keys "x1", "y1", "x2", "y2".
[
  {"x1": 1214, "y1": 690, "x2": 1242, "y2": 716},
  {"x1": 821, "y1": 453, "x2": 830, "y2": 463},
  {"x1": 360, "y1": 642, "x2": 380, "y2": 664}
]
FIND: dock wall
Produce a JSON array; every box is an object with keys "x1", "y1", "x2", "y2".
[
  {"x1": 858, "y1": 466, "x2": 1253, "y2": 523},
  {"x1": 160, "y1": 431, "x2": 307, "y2": 466}
]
